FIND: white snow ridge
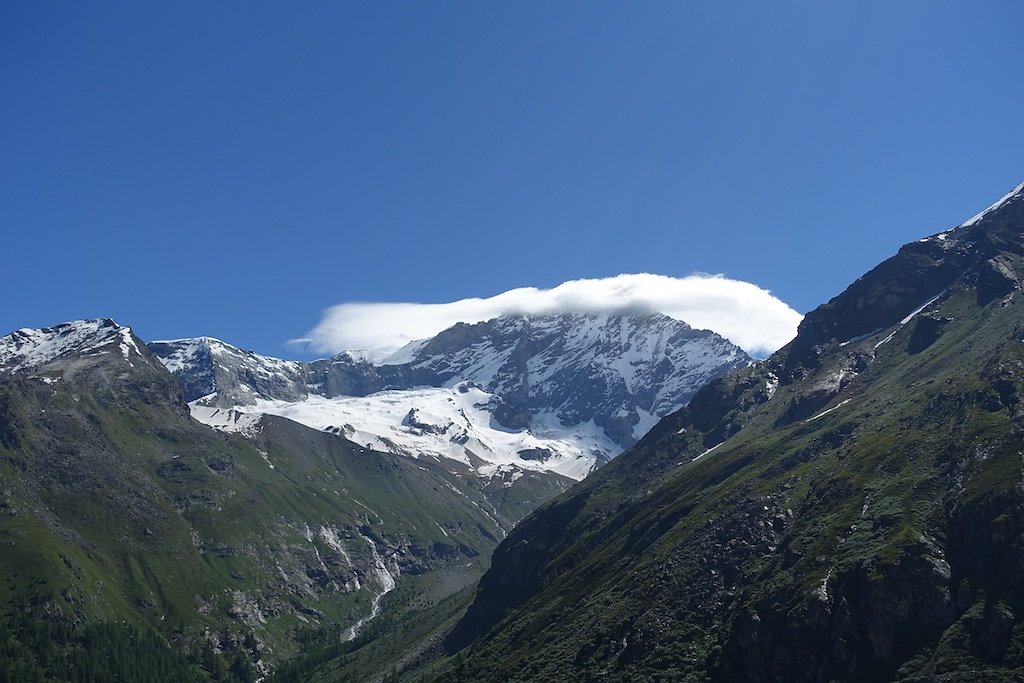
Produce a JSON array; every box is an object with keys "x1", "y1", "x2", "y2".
[{"x1": 961, "y1": 181, "x2": 1024, "y2": 228}]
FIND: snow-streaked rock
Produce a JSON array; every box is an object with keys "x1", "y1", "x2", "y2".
[
  {"x1": 395, "y1": 312, "x2": 749, "y2": 444},
  {"x1": 153, "y1": 312, "x2": 751, "y2": 480},
  {"x1": 960, "y1": 180, "x2": 1024, "y2": 228},
  {"x1": 0, "y1": 318, "x2": 143, "y2": 373},
  {"x1": 148, "y1": 337, "x2": 308, "y2": 406},
  {"x1": 188, "y1": 403, "x2": 264, "y2": 437}
]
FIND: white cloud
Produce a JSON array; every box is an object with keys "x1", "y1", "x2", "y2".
[{"x1": 293, "y1": 273, "x2": 802, "y2": 359}]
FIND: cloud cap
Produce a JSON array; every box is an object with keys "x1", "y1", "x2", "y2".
[{"x1": 294, "y1": 273, "x2": 802, "y2": 359}]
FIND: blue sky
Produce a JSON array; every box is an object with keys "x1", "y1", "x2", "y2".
[{"x1": 2, "y1": 2, "x2": 1022, "y2": 357}]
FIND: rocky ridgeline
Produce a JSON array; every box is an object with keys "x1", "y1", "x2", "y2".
[{"x1": 150, "y1": 311, "x2": 750, "y2": 451}]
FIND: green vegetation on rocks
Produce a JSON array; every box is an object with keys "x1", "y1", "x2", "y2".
[
  {"x1": 0, "y1": 328, "x2": 568, "y2": 681},
  {"x1": 427, "y1": 185, "x2": 1024, "y2": 682}
]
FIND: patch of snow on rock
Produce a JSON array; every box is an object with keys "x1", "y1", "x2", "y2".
[
  {"x1": 0, "y1": 319, "x2": 142, "y2": 373},
  {"x1": 961, "y1": 181, "x2": 1024, "y2": 228}
]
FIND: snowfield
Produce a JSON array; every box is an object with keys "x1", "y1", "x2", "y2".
[{"x1": 190, "y1": 382, "x2": 615, "y2": 480}]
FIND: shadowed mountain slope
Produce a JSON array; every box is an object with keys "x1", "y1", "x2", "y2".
[{"x1": 435, "y1": 181, "x2": 1024, "y2": 682}]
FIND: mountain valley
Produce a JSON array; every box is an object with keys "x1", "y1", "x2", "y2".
[
  {"x1": 6, "y1": 5, "x2": 1017, "y2": 683},
  {"x1": 0, "y1": 310, "x2": 747, "y2": 681},
  {"x1": 4, "y1": 182, "x2": 1024, "y2": 682}
]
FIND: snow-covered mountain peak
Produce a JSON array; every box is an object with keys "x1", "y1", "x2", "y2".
[
  {"x1": 147, "y1": 336, "x2": 220, "y2": 373},
  {"x1": 378, "y1": 339, "x2": 430, "y2": 366},
  {"x1": 0, "y1": 318, "x2": 143, "y2": 373},
  {"x1": 916, "y1": 180, "x2": 1024, "y2": 252},
  {"x1": 149, "y1": 310, "x2": 750, "y2": 480},
  {"x1": 401, "y1": 310, "x2": 750, "y2": 443},
  {"x1": 148, "y1": 337, "x2": 308, "y2": 406},
  {"x1": 960, "y1": 180, "x2": 1024, "y2": 228}
]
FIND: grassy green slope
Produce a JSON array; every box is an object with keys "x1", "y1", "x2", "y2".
[
  {"x1": 435, "y1": 196, "x2": 1024, "y2": 682},
  {"x1": 0, "y1": 341, "x2": 569, "y2": 681}
]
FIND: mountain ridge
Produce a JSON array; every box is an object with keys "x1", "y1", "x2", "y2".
[
  {"x1": 149, "y1": 311, "x2": 751, "y2": 480},
  {"x1": 0, "y1": 314, "x2": 570, "y2": 681},
  {"x1": 430, "y1": 180, "x2": 1024, "y2": 682}
]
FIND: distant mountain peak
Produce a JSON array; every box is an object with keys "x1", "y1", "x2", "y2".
[
  {"x1": 0, "y1": 318, "x2": 143, "y2": 373},
  {"x1": 147, "y1": 337, "x2": 307, "y2": 406},
  {"x1": 149, "y1": 309, "x2": 749, "y2": 480}
]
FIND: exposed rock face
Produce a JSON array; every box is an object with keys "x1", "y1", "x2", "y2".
[
  {"x1": 517, "y1": 447, "x2": 552, "y2": 462},
  {"x1": 394, "y1": 312, "x2": 750, "y2": 446},
  {"x1": 907, "y1": 314, "x2": 951, "y2": 354},
  {"x1": 718, "y1": 537, "x2": 957, "y2": 682},
  {"x1": 147, "y1": 337, "x2": 310, "y2": 405},
  {"x1": 784, "y1": 182, "x2": 1024, "y2": 379}
]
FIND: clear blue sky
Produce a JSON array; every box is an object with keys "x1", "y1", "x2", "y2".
[{"x1": 2, "y1": 2, "x2": 1022, "y2": 357}]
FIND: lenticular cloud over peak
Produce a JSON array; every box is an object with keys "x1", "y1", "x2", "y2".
[{"x1": 294, "y1": 273, "x2": 802, "y2": 359}]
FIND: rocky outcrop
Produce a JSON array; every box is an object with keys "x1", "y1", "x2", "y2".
[{"x1": 718, "y1": 538, "x2": 955, "y2": 682}]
